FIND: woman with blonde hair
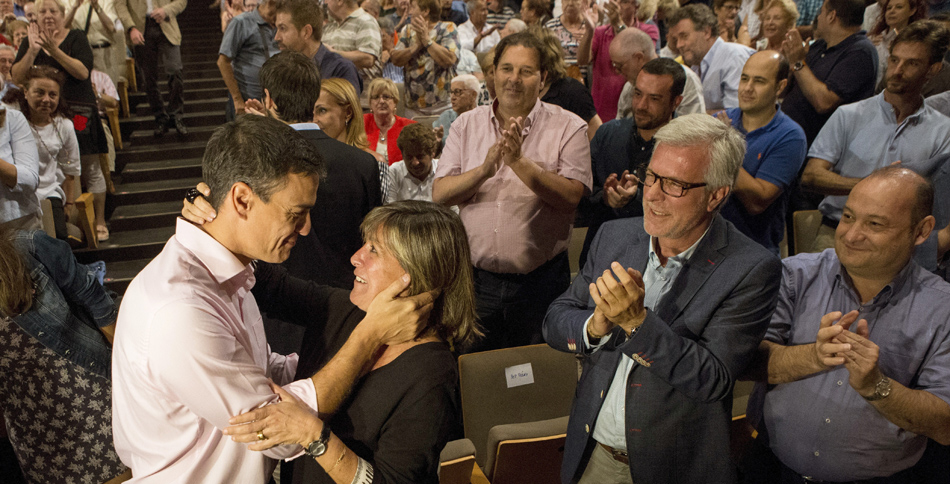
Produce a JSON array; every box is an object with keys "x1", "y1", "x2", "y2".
[
  {"x1": 751, "y1": 0, "x2": 798, "y2": 51},
  {"x1": 316, "y1": 78, "x2": 391, "y2": 199},
  {"x1": 220, "y1": 201, "x2": 481, "y2": 484},
  {"x1": 364, "y1": 77, "x2": 416, "y2": 165}
]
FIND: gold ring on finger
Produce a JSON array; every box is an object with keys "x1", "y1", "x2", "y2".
[{"x1": 257, "y1": 430, "x2": 266, "y2": 441}]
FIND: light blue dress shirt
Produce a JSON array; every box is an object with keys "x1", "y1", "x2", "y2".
[
  {"x1": 586, "y1": 229, "x2": 709, "y2": 450},
  {"x1": 695, "y1": 37, "x2": 754, "y2": 111},
  {"x1": 0, "y1": 109, "x2": 41, "y2": 224},
  {"x1": 809, "y1": 92, "x2": 950, "y2": 221}
]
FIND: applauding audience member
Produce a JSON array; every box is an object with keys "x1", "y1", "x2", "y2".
[
  {"x1": 364, "y1": 77, "x2": 416, "y2": 165},
  {"x1": 391, "y1": 0, "x2": 460, "y2": 116},
  {"x1": 433, "y1": 73, "x2": 478, "y2": 145},
  {"x1": 457, "y1": 0, "x2": 500, "y2": 53}
]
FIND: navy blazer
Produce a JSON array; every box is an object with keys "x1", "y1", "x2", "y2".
[{"x1": 543, "y1": 215, "x2": 781, "y2": 484}]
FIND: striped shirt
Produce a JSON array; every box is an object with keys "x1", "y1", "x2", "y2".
[{"x1": 323, "y1": 7, "x2": 383, "y2": 81}]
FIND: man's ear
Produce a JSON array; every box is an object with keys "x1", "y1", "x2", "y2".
[
  {"x1": 302, "y1": 23, "x2": 314, "y2": 41},
  {"x1": 229, "y1": 182, "x2": 256, "y2": 219},
  {"x1": 776, "y1": 77, "x2": 788, "y2": 95},
  {"x1": 706, "y1": 186, "x2": 730, "y2": 213},
  {"x1": 913, "y1": 215, "x2": 936, "y2": 246},
  {"x1": 671, "y1": 94, "x2": 684, "y2": 113},
  {"x1": 264, "y1": 88, "x2": 276, "y2": 111}
]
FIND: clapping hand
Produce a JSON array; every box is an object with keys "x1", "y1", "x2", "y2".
[
  {"x1": 603, "y1": 170, "x2": 639, "y2": 209},
  {"x1": 589, "y1": 261, "x2": 646, "y2": 334},
  {"x1": 500, "y1": 117, "x2": 525, "y2": 166}
]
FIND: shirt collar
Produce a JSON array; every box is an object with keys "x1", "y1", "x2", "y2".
[
  {"x1": 876, "y1": 91, "x2": 929, "y2": 124},
  {"x1": 648, "y1": 224, "x2": 711, "y2": 268},
  {"x1": 702, "y1": 37, "x2": 725, "y2": 71},
  {"x1": 289, "y1": 122, "x2": 321, "y2": 131},
  {"x1": 490, "y1": 98, "x2": 542, "y2": 135},
  {"x1": 248, "y1": 9, "x2": 268, "y2": 26},
  {"x1": 834, "y1": 256, "x2": 916, "y2": 307},
  {"x1": 734, "y1": 104, "x2": 784, "y2": 135},
  {"x1": 174, "y1": 218, "x2": 253, "y2": 286}
]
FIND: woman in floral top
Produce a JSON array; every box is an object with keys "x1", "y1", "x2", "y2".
[
  {"x1": 391, "y1": 0, "x2": 459, "y2": 116},
  {"x1": 543, "y1": 0, "x2": 589, "y2": 79}
]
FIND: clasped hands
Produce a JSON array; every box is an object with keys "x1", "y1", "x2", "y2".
[
  {"x1": 604, "y1": 170, "x2": 639, "y2": 209},
  {"x1": 480, "y1": 116, "x2": 528, "y2": 177},
  {"x1": 813, "y1": 309, "x2": 884, "y2": 399},
  {"x1": 588, "y1": 261, "x2": 646, "y2": 339}
]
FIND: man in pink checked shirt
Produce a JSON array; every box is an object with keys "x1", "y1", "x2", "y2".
[{"x1": 111, "y1": 116, "x2": 435, "y2": 483}]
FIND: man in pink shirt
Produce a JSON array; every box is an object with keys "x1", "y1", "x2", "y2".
[
  {"x1": 433, "y1": 32, "x2": 592, "y2": 353},
  {"x1": 111, "y1": 116, "x2": 433, "y2": 483},
  {"x1": 577, "y1": 0, "x2": 658, "y2": 121}
]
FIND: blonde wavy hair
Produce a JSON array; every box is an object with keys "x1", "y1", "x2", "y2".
[{"x1": 320, "y1": 78, "x2": 369, "y2": 149}]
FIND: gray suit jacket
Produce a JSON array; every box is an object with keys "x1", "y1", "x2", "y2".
[{"x1": 543, "y1": 215, "x2": 781, "y2": 483}]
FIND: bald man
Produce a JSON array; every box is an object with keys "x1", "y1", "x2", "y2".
[
  {"x1": 743, "y1": 166, "x2": 950, "y2": 482},
  {"x1": 716, "y1": 51, "x2": 807, "y2": 254},
  {"x1": 612, "y1": 27, "x2": 704, "y2": 120}
]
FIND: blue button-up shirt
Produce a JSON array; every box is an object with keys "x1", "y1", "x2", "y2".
[
  {"x1": 0, "y1": 108, "x2": 40, "y2": 224},
  {"x1": 587, "y1": 230, "x2": 708, "y2": 450},
  {"x1": 219, "y1": 9, "x2": 278, "y2": 102},
  {"x1": 695, "y1": 37, "x2": 754, "y2": 111},
  {"x1": 809, "y1": 92, "x2": 950, "y2": 222},
  {"x1": 750, "y1": 250, "x2": 950, "y2": 481}
]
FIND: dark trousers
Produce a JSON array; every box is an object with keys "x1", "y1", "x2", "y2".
[
  {"x1": 135, "y1": 18, "x2": 183, "y2": 123},
  {"x1": 740, "y1": 435, "x2": 947, "y2": 484},
  {"x1": 47, "y1": 197, "x2": 67, "y2": 240},
  {"x1": 466, "y1": 251, "x2": 570, "y2": 354}
]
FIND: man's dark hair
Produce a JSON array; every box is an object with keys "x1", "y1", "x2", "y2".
[
  {"x1": 203, "y1": 116, "x2": 327, "y2": 209},
  {"x1": 641, "y1": 58, "x2": 687, "y2": 98},
  {"x1": 259, "y1": 51, "x2": 322, "y2": 124},
  {"x1": 493, "y1": 31, "x2": 548, "y2": 77},
  {"x1": 931, "y1": 11, "x2": 950, "y2": 23},
  {"x1": 275, "y1": 0, "x2": 323, "y2": 41},
  {"x1": 823, "y1": 0, "x2": 865, "y2": 28},
  {"x1": 666, "y1": 4, "x2": 718, "y2": 36},
  {"x1": 892, "y1": 20, "x2": 950, "y2": 65},
  {"x1": 397, "y1": 123, "x2": 439, "y2": 156}
]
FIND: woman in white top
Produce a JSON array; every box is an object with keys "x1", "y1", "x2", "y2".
[{"x1": 6, "y1": 65, "x2": 79, "y2": 240}]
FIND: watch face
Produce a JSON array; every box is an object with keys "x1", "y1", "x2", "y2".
[{"x1": 308, "y1": 440, "x2": 327, "y2": 457}]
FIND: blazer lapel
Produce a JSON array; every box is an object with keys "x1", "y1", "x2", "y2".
[{"x1": 652, "y1": 216, "x2": 729, "y2": 324}]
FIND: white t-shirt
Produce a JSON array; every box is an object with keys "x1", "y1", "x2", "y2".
[{"x1": 32, "y1": 117, "x2": 80, "y2": 201}]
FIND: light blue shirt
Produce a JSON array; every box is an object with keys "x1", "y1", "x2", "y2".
[
  {"x1": 587, "y1": 229, "x2": 709, "y2": 450},
  {"x1": 218, "y1": 9, "x2": 278, "y2": 102},
  {"x1": 695, "y1": 37, "x2": 754, "y2": 111},
  {"x1": 0, "y1": 109, "x2": 40, "y2": 224},
  {"x1": 810, "y1": 92, "x2": 950, "y2": 221}
]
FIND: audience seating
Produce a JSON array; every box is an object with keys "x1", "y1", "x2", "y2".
[
  {"x1": 568, "y1": 226, "x2": 588, "y2": 278},
  {"x1": 125, "y1": 58, "x2": 138, "y2": 92},
  {"x1": 458, "y1": 344, "x2": 578, "y2": 481},
  {"x1": 106, "y1": 107, "x2": 123, "y2": 150},
  {"x1": 117, "y1": 78, "x2": 130, "y2": 118},
  {"x1": 792, "y1": 210, "x2": 823, "y2": 255},
  {"x1": 74, "y1": 193, "x2": 99, "y2": 249},
  {"x1": 412, "y1": 115, "x2": 440, "y2": 128},
  {"x1": 439, "y1": 439, "x2": 477, "y2": 484},
  {"x1": 395, "y1": 82, "x2": 407, "y2": 117}
]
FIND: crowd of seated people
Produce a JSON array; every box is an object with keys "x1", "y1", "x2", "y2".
[{"x1": 5, "y1": 0, "x2": 950, "y2": 482}]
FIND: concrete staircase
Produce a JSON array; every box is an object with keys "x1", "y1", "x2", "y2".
[{"x1": 73, "y1": 6, "x2": 226, "y2": 292}]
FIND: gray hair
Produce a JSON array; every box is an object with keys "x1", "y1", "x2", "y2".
[
  {"x1": 466, "y1": 0, "x2": 484, "y2": 10},
  {"x1": 611, "y1": 27, "x2": 655, "y2": 58},
  {"x1": 653, "y1": 113, "x2": 745, "y2": 194},
  {"x1": 666, "y1": 4, "x2": 718, "y2": 36},
  {"x1": 451, "y1": 74, "x2": 481, "y2": 92},
  {"x1": 203, "y1": 116, "x2": 327, "y2": 209},
  {"x1": 505, "y1": 18, "x2": 527, "y2": 33},
  {"x1": 0, "y1": 44, "x2": 14, "y2": 55}
]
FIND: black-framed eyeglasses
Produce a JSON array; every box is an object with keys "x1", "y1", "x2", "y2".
[
  {"x1": 635, "y1": 165, "x2": 707, "y2": 198},
  {"x1": 450, "y1": 89, "x2": 471, "y2": 97}
]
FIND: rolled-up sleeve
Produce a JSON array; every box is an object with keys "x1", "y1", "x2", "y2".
[
  {"x1": 6, "y1": 109, "x2": 39, "y2": 193},
  {"x1": 149, "y1": 303, "x2": 318, "y2": 460}
]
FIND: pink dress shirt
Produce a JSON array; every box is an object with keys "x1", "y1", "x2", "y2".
[
  {"x1": 590, "y1": 23, "x2": 659, "y2": 121},
  {"x1": 112, "y1": 219, "x2": 318, "y2": 483},
  {"x1": 435, "y1": 100, "x2": 592, "y2": 274}
]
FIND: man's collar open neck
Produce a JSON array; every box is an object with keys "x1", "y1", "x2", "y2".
[
  {"x1": 824, "y1": 26, "x2": 861, "y2": 49},
  {"x1": 840, "y1": 259, "x2": 911, "y2": 305},
  {"x1": 303, "y1": 40, "x2": 322, "y2": 59},
  {"x1": 741, "y1": 103, "x2": 779, "y2": 132},
  {"x1": 331, "y1": 4, "x2": 359, "y2": 22},
  {"x1": 883, "y1": 89, "x2": 925, "y2": 124},
  {"x1": 192, "y1": 217, "x2": 255, "y2": 270}
]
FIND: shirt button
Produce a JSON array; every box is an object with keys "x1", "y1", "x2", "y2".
[
  {"x1": 600, "y1": 390, "x2": 604, "y2": 398},
  {"x1": 585, "y1": 424, "x2": 590, "y2": 433},
  {"x1": 837, "y1": 381, "x2": 843, "y2": 386},
  {"x1": 825, "y1": 418, "x2": 831, "y2": 423},
  {"x1": 494, "y1": 228, "x2": 499, "y2": 233},
  {"x1": 814, "y1": 451, "x2": 820, "y2": 457}
]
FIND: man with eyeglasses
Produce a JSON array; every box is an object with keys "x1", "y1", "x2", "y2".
[
  {"x1": 433, "y1": 74, "x2": 479, "y2": 144},
  {"x1": 580, "y1": 57, "x2": 684, "y2": 268},
  {"x1": 544, "y1": 113, "x2": 781, "y2": 484}
]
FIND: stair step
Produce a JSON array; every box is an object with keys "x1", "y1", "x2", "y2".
[
  {"x1": 127, "y1": 86, "x2": 228, "y2": 103},
  {"x1": 110, "y1": 200, "x2": 183, "y2": 232},
  {"x1": 123, "y1": 110, "x2": 227, "y2": 131},
  {"x1": 126, "y1": 124, "x2": 219, "y2": 145},
  {"x1": 116, "y1": 140, "x2": 208, "y2": 164},
  {"x1": 73, "y1": 225, "x2": 174, "y2": 264},
  {"x1": 112, "y1": 176, "x2": 204, "y2": 205},
  {"x1": 102, "y1": 258, "x2": 153, "y2": 293},
  {"x1": 120, "y1": 157, "x2": 203, "y2": 183},
  {"x1": 133, "y1": 97, "x2": 228, "y2": 117}
]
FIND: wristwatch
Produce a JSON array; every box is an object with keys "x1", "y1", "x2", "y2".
[
  {"x1": 426, "y1": 39, "x2": 434, "y2": 48},
  {"x1": 304, "y1": 423, "x2": 332, "y2": 458},
  {"x1": 863, "y1": 375, "x2": 892, "y2": 402},
  {"x1": 792, "y1": 61, "x2": 805, "y2": 71}
]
